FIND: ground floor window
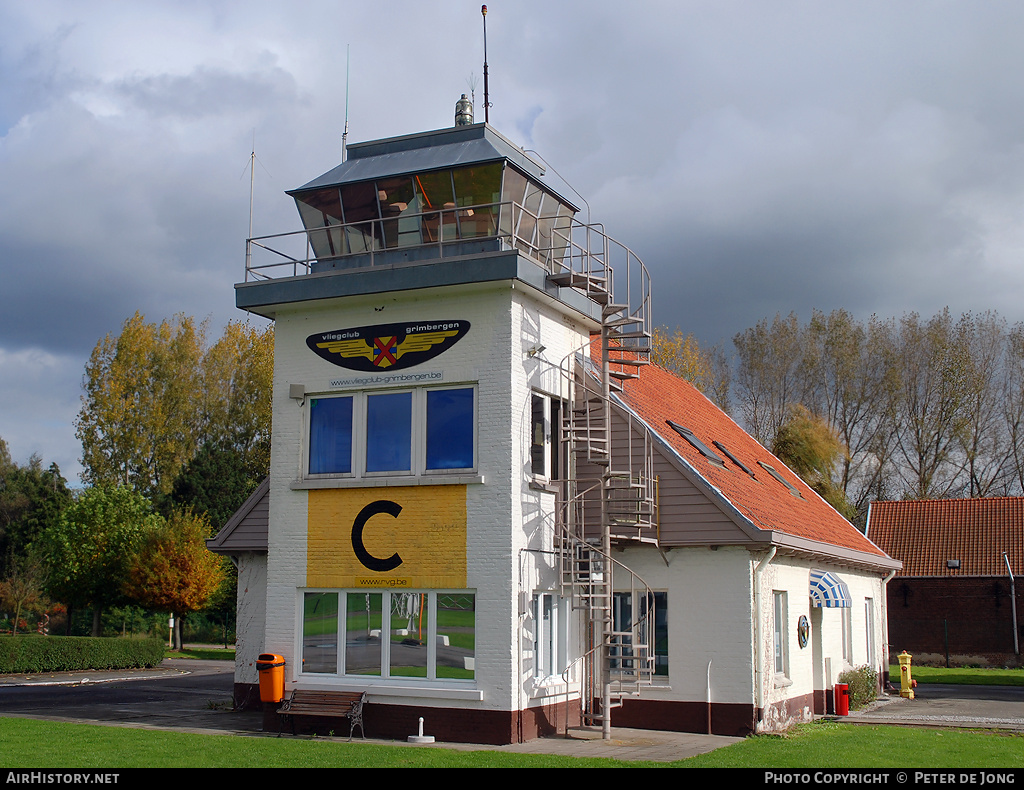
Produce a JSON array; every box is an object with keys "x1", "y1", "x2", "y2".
[
  {"x1": 773, "y1": 591, "x2": 788, "y2": 676},
  {"x1": 532, "y1": 592, "x2": 568, "y2": 679},
  {"x1": 864, "y1": 597, "x2": 875, "y2": 666},
  {"x1": 301, "y1": 590, "x2": 476, "y2": 680},
  {"x1": 612, "y1": 591, "x2": 668, "y2": 677},
  {"x1": 842, "y1": 605, "x2": 853, "y2": 664}
]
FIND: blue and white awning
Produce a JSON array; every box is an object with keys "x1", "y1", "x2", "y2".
[{"x1": 809, "y1": 570, "x2": 852, "y2": 608}]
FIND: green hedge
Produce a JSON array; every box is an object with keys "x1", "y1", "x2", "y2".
[
  {"x1": 0, "y1": 636, "x2": 164, "y2": 674},
  {"x1": 838, "y1": 664, "x2": 879, "y2": 709}
]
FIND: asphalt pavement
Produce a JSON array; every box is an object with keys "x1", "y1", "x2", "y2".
[
  {"x1": 844, "y1": 682, "x2": 1024, "y2": 731},
  {"x1": 1, "y1": 658, "x2": 1022, "y2": 764}
]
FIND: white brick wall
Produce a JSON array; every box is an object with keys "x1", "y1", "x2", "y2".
[
  {"x1": 234, "y1": 552, "x2": 267, "y2": 686},
  {"x1": 613, "y1": 544, "x2": 887, "y2": 730},
  {"x1": 260, "y1": 280, "x2": 591, "y2": 714},
  {"x1": 615, "y1": 545, "x2": 756, "y2": 703}
]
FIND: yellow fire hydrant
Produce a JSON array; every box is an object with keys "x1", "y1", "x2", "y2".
[{"x1": 898, "y1": 651, "x2": 915, "y2": 700}]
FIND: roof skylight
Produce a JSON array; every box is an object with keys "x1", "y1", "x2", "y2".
[
  {"x1": 713, "y1": 441, "x2": 757, "y2": 479},
  {"x1": 667, "y1": 421, "x2": 725, "y2": 467},
  {"x1": 758, "y1": 462, "x2": 803, "y2": 499}
]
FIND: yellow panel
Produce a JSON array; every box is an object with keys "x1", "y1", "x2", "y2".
[{"x1": 307, "y1": 486, "x2": 467, "y2": 588}]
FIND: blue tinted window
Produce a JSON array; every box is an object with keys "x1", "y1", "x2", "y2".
[
  {"x1": 366, "y1": 392, "x2": 412, "y2": 472},
  {"x1": 309, "y1": 397, "x2": 353, "y2": 474},
  {"x1": 426, "y1": 388, "x2": 474, "y2": 470}
]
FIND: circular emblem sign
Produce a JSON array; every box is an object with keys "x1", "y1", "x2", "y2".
[{"x1": 797, "y1": 614, "x2": 810, "y2": 648}]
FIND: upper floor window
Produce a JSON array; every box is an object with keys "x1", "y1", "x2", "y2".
[
  {"x1": 308, "y1": 386, "x2": 475, "y2": 479},
  {"x1": 531, "y1": 393, "x2": 564, "y2": 480}
]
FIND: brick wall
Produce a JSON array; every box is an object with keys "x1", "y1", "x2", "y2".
[{"x1": 887, "y1": 576, "x2": 1024, "y2": 664}]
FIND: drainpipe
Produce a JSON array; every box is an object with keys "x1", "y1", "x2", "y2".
[
  {"x1": 753, "y1": 546, "x2": 777, "y2": 730},
  {"x1": 1005, "y1": 553, "x2": 1019, "y2": 656},
  {"x1": 706, "y1": 660, "x2": 713, "y2": 735},
  {"x1": 881, "y1": 570, "x2": 896, "y2": 682}
]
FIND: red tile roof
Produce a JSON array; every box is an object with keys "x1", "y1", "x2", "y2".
[
  {"x1": 866, "y1": 497, "x2": 1024, "y2": 577},
  {"x1": 594, "y1": 338, "x2": 892, "y2": 562}
]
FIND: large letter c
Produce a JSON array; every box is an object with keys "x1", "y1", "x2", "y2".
[{"x1": 351, "y1": 500, "x2": 404, "y2": 572}]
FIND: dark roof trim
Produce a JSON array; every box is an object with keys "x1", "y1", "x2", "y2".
[{"x1": 207, "y1": 477, "x2": 269, "y2": 554}]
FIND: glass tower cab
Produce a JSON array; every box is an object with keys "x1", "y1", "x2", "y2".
[{"x1": 278, "y1": 123, "x2": 580, "y2": 276}]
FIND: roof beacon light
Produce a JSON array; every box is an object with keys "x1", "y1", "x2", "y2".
[{"x1": 455, "y1": 94, "x2": 474, "y2": 126}]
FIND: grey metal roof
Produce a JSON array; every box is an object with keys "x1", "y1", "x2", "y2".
[
  {"x1": 207, "y1": 477, "x2": 269, "y2": 554},
  {"x1": 287, "y1": 123, "x2": 578, "y2": 211}
]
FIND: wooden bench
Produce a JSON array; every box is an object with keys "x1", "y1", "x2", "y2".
[{"x1": 276, "y1": 690, "x2": 367, "y2": 739}]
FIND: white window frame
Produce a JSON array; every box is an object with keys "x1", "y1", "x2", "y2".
[
  {"x1": 299, "y1": 589, "x2": 477, "y2": 683},
  {"x1": 864, "y1": 597, "x2": 875, "y2": 667},
  {"x1": 773, "y1": 591, "x2": 789, "y2": 677},
  {"x1": 611, "y1": 590, "x2": 669, "y2": 679},
  {"x1": 304, "y1": 384, "x2": 477, "y2": 481},
  {"x1": 532, "y1": 591, "x2": 568, "y2": 680},
  {"x1": 842, "y1": 605, "x2": 853, "y2": 665},
  {"x1": 530, "y1": 391, "x2": 564, "y2": 482}
]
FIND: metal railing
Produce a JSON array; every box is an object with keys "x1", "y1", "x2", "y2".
[{"x1": 244, "y1": 201, "x2": 651, "y2": 339}]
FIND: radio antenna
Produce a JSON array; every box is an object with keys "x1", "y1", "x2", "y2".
[
  {"x1": 342, "y1": 44, "x2": 351, "y2": 162},
  {"x1": 481, "y1": 5, "x2": 490, "y2": 123}
]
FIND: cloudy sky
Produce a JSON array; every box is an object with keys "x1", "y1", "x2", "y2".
[{"x1": 4, "y1": 0, "x2": 1024, "y2": 484}]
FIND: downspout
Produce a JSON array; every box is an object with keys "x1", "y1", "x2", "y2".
[
  {"x1": 753, "y1": 546, "x2": 777, "y2": 731},
  {"x1": 1005, "y1": 553, "x2": 1019, "y2": 656},
  {"x1": 706, "y1": 660, "x2": 713, "y2": 735},
  {"x1": 881, "y1": 570, "x2": 896, "y2": 684}
]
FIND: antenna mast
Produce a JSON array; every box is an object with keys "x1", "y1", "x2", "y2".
[
  {"x1": 481, "y1": 5, "x2": 490, "y2": 123},
  {"x1": 342, "y1": 44, "x2": 351, "y2": 162},
  {"x1": 246, "y1": 130, "x2": 256, "y2": 272}
]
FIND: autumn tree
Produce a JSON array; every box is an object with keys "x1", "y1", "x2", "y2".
[
  {"x1": 799, "y1": 310, "x2": 899, "y2": 516},
  {"x1": 722, "y1": 306, "x2": 1024, "y2": 504},
  {"x1": 76, "y1": 312, "x2": 206, "y2": 499},
  {"x1": 733, "y1": 312, "x2": 807, "y2": 446},
  {"x1": 1003, "y1": 324, "x2": 1024, "y2": 494},
  {"x1": 889, "y1": 309, "x2": 972, "y2": 499},
  {"x1": 772, "y1": 404, "x2": 858, "y2": 522},
  {"x1": 0, "y1": 555, "x2": 47, "y2": 635},
  {"x1": 957, "y1": 311, "x2": 1013, "y2": 497},
  {"x1": 123, "y1": 508, "x2": 226, "y2": 650},
  {"x1": 199, "y1": 320, "x2": 274, "y2": 482},
  {"x1": 651, "y1": 327, "x2": 732, "y2": 411},
  {"x1": 76, "y1": 314, "x2": 273, "y2": 501},
  {"x1": 38, "y1": 485, "x2": 161, "y2": 636}
]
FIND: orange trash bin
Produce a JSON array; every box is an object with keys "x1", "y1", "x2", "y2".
[{"x1": 257, "y1": 653, "x2": 285, "y2": 703}]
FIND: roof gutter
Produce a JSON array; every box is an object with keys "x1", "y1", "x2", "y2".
[{"x1": 753, "y1": 546, "x2": 777, "y2": 730}]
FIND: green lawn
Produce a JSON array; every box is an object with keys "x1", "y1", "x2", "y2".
[
  {"x1": 1, "y1": 717, "x2": 1021, "y2": 769},
  {"x1": 891, "y1": 664, "x2": 1024, "y2": 687},
  {"x1": 165, "y1": 646, "x2": 235, "y2": 661}
]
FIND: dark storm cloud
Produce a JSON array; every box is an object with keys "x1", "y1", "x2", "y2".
[{"x1": 4, "y1": 0, "x2": 1024, "y2": 480}]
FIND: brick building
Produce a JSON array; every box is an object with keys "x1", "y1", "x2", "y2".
[
  {"x1": 209, "y1": 111, "x2": 900, "y2": 743},
  {"x1": 867, "y1": 497, "x2": 1023, "y2": 666}
]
